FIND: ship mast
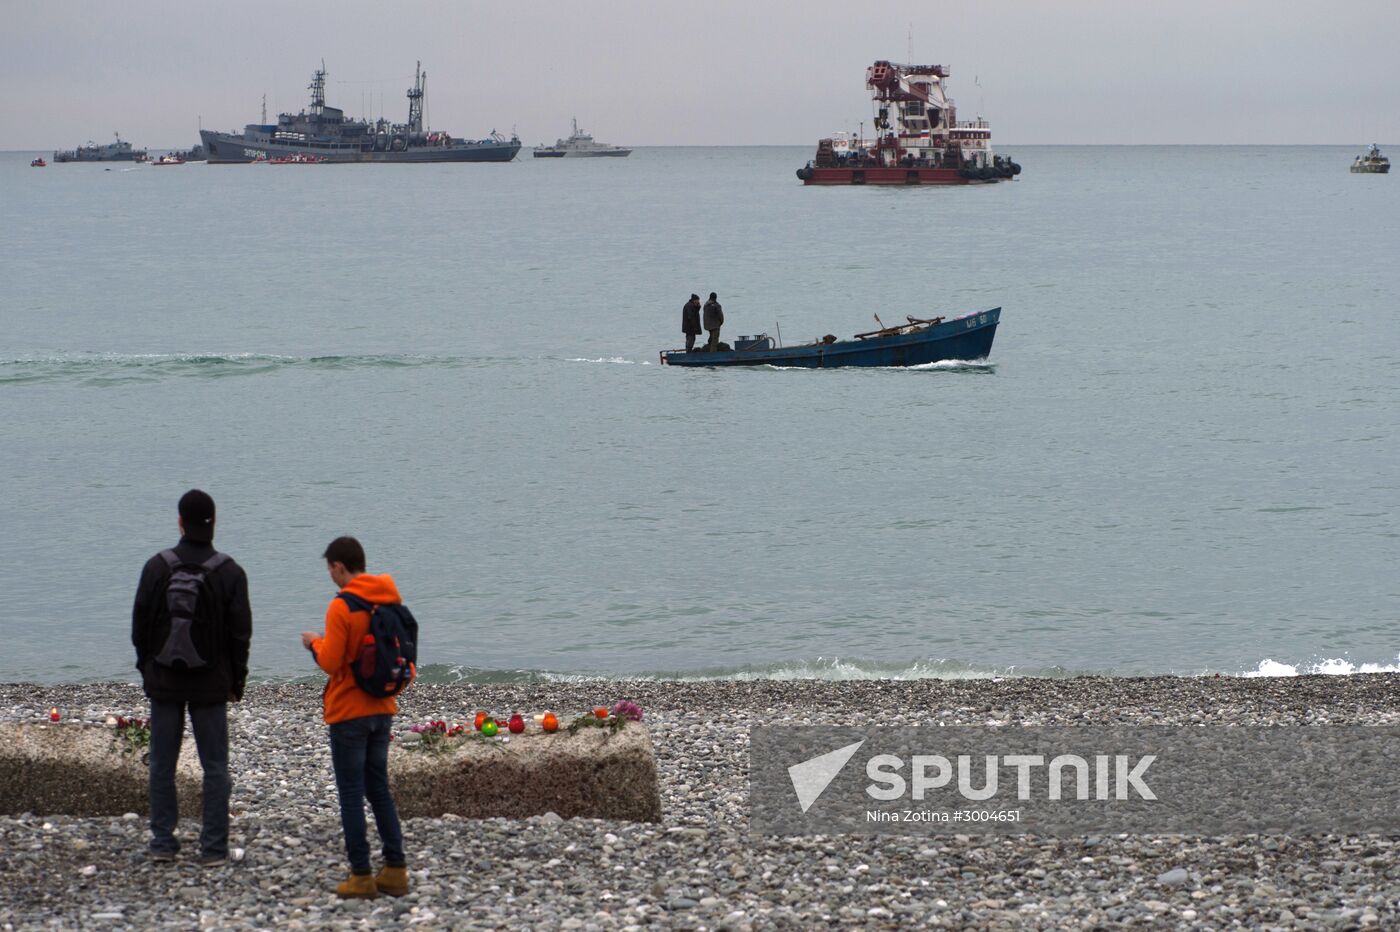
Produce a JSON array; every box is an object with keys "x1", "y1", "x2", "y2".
[
  {"x1": 407, "y1": 61, "x2": 424, "y2": 134},
  {"x1": 310, "y1": 61, "x2": 327, "y2": 117}
]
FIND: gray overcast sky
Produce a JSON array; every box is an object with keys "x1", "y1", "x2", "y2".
[{"x1": 2, "y1": 1, "x2": 1396, "y2": 149}]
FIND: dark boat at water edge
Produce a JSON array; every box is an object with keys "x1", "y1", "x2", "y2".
[
  {"x1": 200, "y1": 62, "x2": 520, "y2": 164},
  {"x1": 660, "y1": 308, "x2": 1000, "y2": 368}
]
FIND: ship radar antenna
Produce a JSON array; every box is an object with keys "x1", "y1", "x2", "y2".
[{"x1": 261, "y1": 94, "x2": 267, "y2": 125}]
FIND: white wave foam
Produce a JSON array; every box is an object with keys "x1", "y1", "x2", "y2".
[
  {"x1": 905, "y1": 359, "x2": 997, "y2": 371},
  {"x1": 1241, "y1": 655, "x2": 1400, "y2": 677},
  {"x1": 564, "y1": 357, "x2": 637, "y2": 365}
]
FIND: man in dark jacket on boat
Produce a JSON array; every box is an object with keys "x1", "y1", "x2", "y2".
[
  {"x1": 681, "y1": 294, "x2": 702, "y2": 351},
  {"x1": 703, "y1": 292, "x2": 724, "y2": 351},
  {"x1": 132, "y1": 489, "x2": 252, "y2": 866}
]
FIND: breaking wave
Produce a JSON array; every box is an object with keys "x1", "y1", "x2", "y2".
[
  {"x1": 404, "y1": 657, "x2": 1077, "y2": 685},
  {"x1": 1240, "y1": 656, "x2": 1400, "y2": 677},
  {"x1": 56, "y1": 653, "x2": 1400, "y2": 686},
  {"x1": 0, "y1": 352, "x2": 463, "y2": 385}
]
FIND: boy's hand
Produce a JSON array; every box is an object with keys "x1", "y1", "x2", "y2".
[{"x1": 300, "y1": 631, "x2": 319, "y2": 650}]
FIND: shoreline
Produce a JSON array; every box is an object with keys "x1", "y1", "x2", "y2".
[{"x1": 2, "y1": 675, "x2": 1397, "y2": 928}]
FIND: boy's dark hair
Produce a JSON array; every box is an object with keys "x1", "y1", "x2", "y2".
[{"x1": 322, "y1": 536, "x2": 366, "y2": 573}]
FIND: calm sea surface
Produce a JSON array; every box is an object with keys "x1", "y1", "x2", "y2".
[{"x1": 2, "y1": 146, "x2": 1396, "y2": 683}]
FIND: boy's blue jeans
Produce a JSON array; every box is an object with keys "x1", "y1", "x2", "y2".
[{"x1": 329, "y1": 714, "x2": 405, "y2": 873}]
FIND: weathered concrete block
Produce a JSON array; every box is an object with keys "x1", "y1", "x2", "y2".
[
  {"x1": 0, "y1": 722, "x2": 201, "y2": 817},
  {"x1": 390, "y1": 725, "x2": 662, "y2": 822}
]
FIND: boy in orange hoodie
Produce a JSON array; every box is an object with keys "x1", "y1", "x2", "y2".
[{"x1": 300, "y1": 536, "x2": 410, "y2": 899}]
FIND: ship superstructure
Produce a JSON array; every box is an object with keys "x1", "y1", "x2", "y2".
[
  {"x1": 797, "y1": 60, "x2": 1020, "y2": 186},
  {"x1": 200, "y1": 63, "x2": 520, "y2": 164}
]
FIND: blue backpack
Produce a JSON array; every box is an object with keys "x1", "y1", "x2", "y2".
[{"x1": 338, "y1": 592, "x2": 418, "y2": 697}]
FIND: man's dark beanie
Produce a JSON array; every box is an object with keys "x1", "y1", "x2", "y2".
[
  {"x1": 179, "y1": 489, "x2": 216, "y2": 541},
  {"x1": 709, "y1": 292, "x2": 717, "y2": 300},
  {"x1": 690, "y1": 294, "x2": 699, "y2": 301}
]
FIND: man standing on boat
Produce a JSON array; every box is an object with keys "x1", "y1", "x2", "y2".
[
  {"x1": 703, "y1": 292, "x2": 724, "y2": 351},
  {"x1": 682, "y1": 294, "x2": 702, "y2": 352}
]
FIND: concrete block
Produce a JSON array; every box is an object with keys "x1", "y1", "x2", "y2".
[
  {"x1": 390, "y1": 724, "x2": 662, "y2": 822},
  {"x1": 0, "y1": 722, "x2": 201, "y2": 817}
]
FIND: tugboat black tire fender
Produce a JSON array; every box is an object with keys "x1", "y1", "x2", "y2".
[{"x1": 796, "y1": 166, "x2": 814, "y2": 180}]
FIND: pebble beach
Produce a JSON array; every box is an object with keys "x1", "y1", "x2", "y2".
[{"x1": 2, "y1": 675, "x2": 1398, "y2": 930}]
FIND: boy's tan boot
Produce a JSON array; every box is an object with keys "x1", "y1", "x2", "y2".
[
  {"x1": 375, "y1": 865, "x2": 410, "y2": 897},
  {"x1": 336, "y1": 872, "x2": 379, "y2": 899}
]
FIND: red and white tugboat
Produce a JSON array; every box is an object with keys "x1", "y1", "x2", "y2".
[{"x1": 797, "y1": 60, "x2": 1020, "y2": 186}]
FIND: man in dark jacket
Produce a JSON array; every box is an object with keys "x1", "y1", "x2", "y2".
[
  {"x1": 132, "y1": 489, "x2": 252, "y2": 866},
  {"x1": 681, "y1": 294, "x2": 702, "y2": 351},
  {"x1": 703, "y1": 292, "x2": 724, "y2": 351}
]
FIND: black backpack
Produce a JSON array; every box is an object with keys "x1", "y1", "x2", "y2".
[
  {"x1": 338, "y1": 592, "x2": 418, "y2": 697},
  {"x1": 152, "y1": 550, "x2": 229, "y2": 671}
]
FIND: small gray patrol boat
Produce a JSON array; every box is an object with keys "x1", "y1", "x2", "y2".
[
  {"x1": 1350, "y1": 144, "x2": 1390, "y2": 174},
  {"x1": 53, "y1": 133, "x2": 147, "y2": 163},
  {"x1": 533, "y1": 118, "x2": 631, "y2": 158}
]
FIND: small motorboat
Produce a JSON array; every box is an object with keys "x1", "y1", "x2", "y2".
[
  {"x1": 661, "y1": 308, "x2": 1000, "y2": 368},
  {"x1": 151, "y1": 154, "x2": 186, "y2": 166},
  {"x1": 30, "y1": 157, "x2": 46, "y2": 167}
]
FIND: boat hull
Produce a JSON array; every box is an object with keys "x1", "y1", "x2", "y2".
[
  {"x1": 533, "y1": 148, "x2": 631, "y2": 158},
  {"x1": 801, "y1": 166, "x2": 1000, "y2": 185},
  {"x1": 199, "y1": 130, "x2": 521, "y2": 164},
  {"x1": 662, "y1": 308, "x2": 1000, "y2": 368},
  {"x1": 1350, "y1": 164, "x2": 1390, "y2": 174}
]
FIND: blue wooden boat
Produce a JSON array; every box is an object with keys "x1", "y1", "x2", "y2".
[{"x1": 660, "y1": 308, "x2": 1000, "y2": 368}]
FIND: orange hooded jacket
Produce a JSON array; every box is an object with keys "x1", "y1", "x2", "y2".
[{"x1": 310, "y1": 572, "x2": 409, "y2": 724}]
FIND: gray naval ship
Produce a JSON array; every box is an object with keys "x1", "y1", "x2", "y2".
[
  {"x1": 200, "y1": 63, "x2": 520, "y2": 164},
  {"x1": 53, "y1": 132, "x2": 147, "y2": 163}
]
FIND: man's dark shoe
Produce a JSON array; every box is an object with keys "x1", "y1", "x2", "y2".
[
  {"x1": 150, "y1": 850, "x2": 177, "y2": 864},
  {"x1": 198, "y1": 853, "x2": 228, "y2": 867}
]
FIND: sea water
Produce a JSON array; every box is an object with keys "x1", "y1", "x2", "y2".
[{"x1": 2, "y1": 145, "x2": 1396, "y2": 682}]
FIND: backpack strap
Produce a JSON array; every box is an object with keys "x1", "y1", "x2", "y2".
[
  {"x1": 338, "y1": 592, "x2": 374, "y2": 614},
  {"x1": 160, "y1": 549, "x2": 228, "y2": 573}
]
